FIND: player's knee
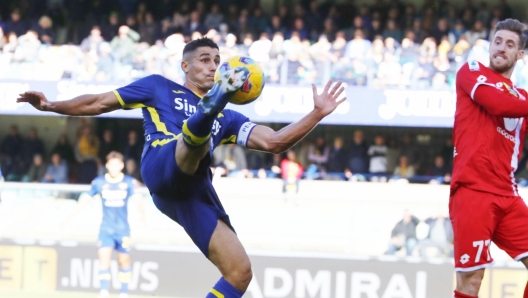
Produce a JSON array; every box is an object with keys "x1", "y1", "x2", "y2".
[
  {"x1": 229, "y1": 261, "x2": 252, "y2": 288},
  {"x1": 457, "y1": 271, "x2": 484, "y2": 292}
]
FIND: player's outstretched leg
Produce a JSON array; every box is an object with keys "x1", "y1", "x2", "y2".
[{"x1": 182, "y1": 66, "x2": 249, "y2": 147}]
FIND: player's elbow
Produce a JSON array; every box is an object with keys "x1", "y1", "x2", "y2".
[{"x1": 267, "y1": 141, "x2": 288, "y2": 155}]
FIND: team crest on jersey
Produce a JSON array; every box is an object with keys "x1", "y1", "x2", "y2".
[
  {"x1": 503, "y1": 82, "x2": 519, "y2": 97},
  {"x1": 102, "y1": 184, "x2": 110, "y2": 189},
  {"x1": 119, "y1": 182, "x2": 128, "y2": 190},
  {"x1": 469, "y1": 60, "x2": 480, "y2": 71}
]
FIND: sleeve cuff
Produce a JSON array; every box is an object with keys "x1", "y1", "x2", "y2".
[{"x1": 237, "y1": 122, "x2": 257, "y2": 147}]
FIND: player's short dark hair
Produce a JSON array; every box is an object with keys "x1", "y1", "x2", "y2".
[
  {"x1": 106, "y1": 151, "x2": 124, "y2": 162},
  {"x1": 495, "y1": 18, "x2": 527, "y2": 49},
  {"x1": 182, "y1": 37, "x2": 219, "y2": 57}
]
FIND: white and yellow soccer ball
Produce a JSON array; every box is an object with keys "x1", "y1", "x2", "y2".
[{"x1": 214, "y1": 56, "x2": 265, "y2": 105}]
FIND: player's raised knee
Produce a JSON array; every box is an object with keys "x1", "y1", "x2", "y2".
[{"x1": 227, "y1": 261, "x2": 252, "y2": 290}]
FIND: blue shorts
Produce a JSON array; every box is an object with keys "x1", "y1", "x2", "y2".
[
  {"x1": 140, "y1": 139, "x2": 235, "y2": 258},
  {"x1": 98, "y1": 231, "x2": 131, "y2": 253}
]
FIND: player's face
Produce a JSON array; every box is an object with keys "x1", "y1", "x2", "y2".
[
  {"x1": 489, "y1": 30, "x2": 525, "y2": 74},
  {"x1": 183, "y1": 47, "x2": 221, "y2": 93},
  {"x1": 106, "y1": 158, "x2": 124, "y2": 177}
]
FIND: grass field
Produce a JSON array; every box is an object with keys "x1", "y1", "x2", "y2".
[{"x1": 0, "y1": 289, "x2": 176, "y2": 298}]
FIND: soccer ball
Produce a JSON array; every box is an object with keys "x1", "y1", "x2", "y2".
[{"x1": 214, "y1": 56, "x2": 265, "y2": 105}]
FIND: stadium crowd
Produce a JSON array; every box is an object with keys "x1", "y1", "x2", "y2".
[
  {"x1": 0, "y1": 122, "x2": 511, "y2": 186},
  {"x1": 0, "y1": 0, "x2": 527, "y2": 88},
  {"x1": 2, "y1": 0, "x2": 528, "y2": 186}
]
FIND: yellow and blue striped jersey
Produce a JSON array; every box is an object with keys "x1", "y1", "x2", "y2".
[
  {"x1": 113, "y1": 75, "x2": 255, "y2": 149},
  {"x1": 88, "y1": 174, "x2": 135, "y2": 234}
]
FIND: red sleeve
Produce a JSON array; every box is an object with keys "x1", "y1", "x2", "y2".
[
  {"x1": 457, "y1": 62, "x2": 528, "y2": 117},
  {"x1": 296, "y1": 164, "x2": 304, "y2": 178},
  {"x1": 280, "y1": 159, "x2": 287, "y2": 179}
]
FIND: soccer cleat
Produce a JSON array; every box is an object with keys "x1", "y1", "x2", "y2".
[
  {"x1": 198, "y1": 66, "x2": 249, "y2": 114},
  {"x1": 99, "y1": 290, "x2": 109, "y2": 298},
  {"x1": 119, "y1": 294, "x2": 129, "y2": 298}
]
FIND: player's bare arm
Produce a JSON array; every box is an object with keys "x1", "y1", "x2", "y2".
[
  {"x1": 17, "y1": 91, "x2": 121, "y2": 116},
  {"x1": 247, "y1": 80, "x2": 346, "y2": 153}
]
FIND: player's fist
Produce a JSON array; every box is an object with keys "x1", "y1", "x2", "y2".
[{"x1": 17, "y1": 91, "x2": 51, "y2": 111}]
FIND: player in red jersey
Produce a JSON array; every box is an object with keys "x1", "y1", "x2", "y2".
[{"x1": 451, "y1": 19, "x2": 528, "y2": 297}]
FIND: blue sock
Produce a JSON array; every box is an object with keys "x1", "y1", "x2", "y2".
[
  {"x1": 182, "y1": 112, "x2": 214, "y2": 147},
  {"x1": 98, "y1": 269, "x2": 111, "y2": 291},
  {"x1": 205, "y1": 277, "x2": 244, "y2": 298},
  {"x1": 118, "y1": 267, "x2": 131, "y2": 294}
]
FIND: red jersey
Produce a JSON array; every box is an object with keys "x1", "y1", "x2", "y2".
[{"x1": 451, "y1": 61, "x2": 528, "y2": 197}]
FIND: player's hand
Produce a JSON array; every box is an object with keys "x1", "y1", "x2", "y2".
[
  {"x1": 17, "y1": 91, "x2": 51, "y2": 111},
  {"x1": 312, "y1": 80, "x2": 346, "y2": 117}
]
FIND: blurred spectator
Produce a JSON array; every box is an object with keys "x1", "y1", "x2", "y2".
[
  {"x1": 248, "y1": 32, "x2": 271, "y2": 64},
  {"x1": 22, "y1": 127, "x2": 45, "y2": 166},
  {"x1": 0, "y1": 125, "x2": 24, "y2": 181},
  {"x1": 267, "y1": 15, "x2": 286, "y2": 37},
  {"x1": 393, "y1": 155, "x2": 415, "y2": 178},
  {"x1": 101, "y1": 12, "x2": 120, "y2": 41},
  {"x1": 23, "y1": 154, "x2": 47, "y2": 182},
  {"x1": 368, "y1": 19, "x2": 383, "y2": 41},
  {"x1": 419, "y1": 214, "x2": 454, "y2": 257},
  {"x1": 429, "y1": 155, "x2": 452, "y2": 183},
  {"x1": 42, "y1": 153, "x2": 68, "y2": 183},
  {"x1": 204, "y1": 4, "x2": 224, "y2": 31},
  {"x1": 386, "y1": 138, "x2": 401, "y2": 174},
  {"x1": 411, "y1": 18, "x2": 427, "y2": 44},
  {"x1": 280, "y1": 150, "x2": 303, "y2": 193},
  {"x1": 4, "y1": 10, "x2": 26, "y2": 37},
  {"x1": 95, "y1": 42, "x2": 115, "y2": 81},
  {"x1": 250, "y1": 7, "x2": 269, "y2": 37},
  {"x1": 13, "y1": 30, "x2": 41, "y2": 63},
  {"x1": 213, "y1": 143, "x2": 248, "y2": 177},
  {"x1": 382, "y1": 19, "x2": 402, "y2": 43},
  {"x1": 139, "y1": 12, "x2": 157, "y2": 45},
  {"x1": 448, "y1": 20, "x2": 467, "y2": 46},
  {"x1": 345, "y1": 29, "x2": 371, "y2": 60},
  {"x1": 464, "y1": 20, "x2": 487, "y2": 46},
  {"x1": 326, "y1": 137, "x2": 348, "y2": 175},
  {"x1": 98, "y1": 129, "x2": 121, "y2": 163},
  {"x1": 386, "y1": 210, "x2": 420, "y2": 256},
  {"x1": 368, "y1": 135, "x2": 387, "y2": 174},
  {"x1": 321, "y1": 18, "x2": 337, "y2": 42},
  {"x1": 431, "y1": 18, "x2": 450, "y2": 45},
  {"x1": 122, "y1": 130, "x2": 143, "y2": 165},
  {"x1": 32, "y1": 15, "x2": 55, "y2": 44},
  {"x1": 348, "y1": 130, "x2": 369, "y2": 174},
  {"x1": 51, "y1": 134, "x2": 75, "y2": 164},
  {"x1": 80, "y1": 26, "x2": 104, "y2": 55},
  {"x1": 399, "y1": 133, "x2": 418, "y2": 166},
  {"x1": 75, "y1": 125, "x2": 100, "y2": 184},
  {"x1": 0, "y1": 125, "x2": 23, "y2": 163},
  {"x1": 307, "y1": 136, "x2": 329, "y2": 174},
  {"x1": 125, "y1": 14, "x2": 139, "y2": 32},
  {"x1": 184, "y1": 11, "x2": 206, "y2": 36},
  {"x1": 111, "y1": 26, "x2": 140, "y2": 65},
  {"x1": 125, "y1": 158, "x2": 142, "y2": 183}
]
